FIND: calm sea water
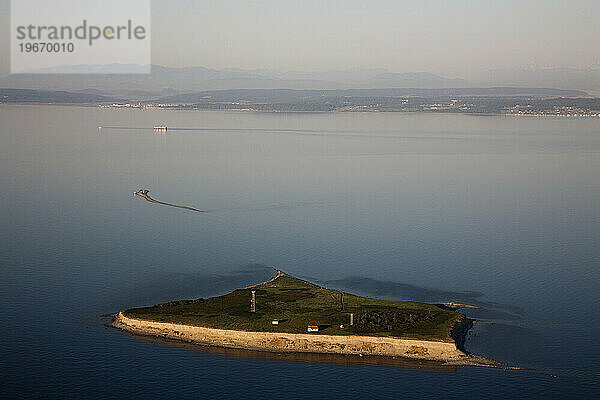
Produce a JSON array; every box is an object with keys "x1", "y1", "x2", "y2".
[{"x1": 1, "y1": 106, "x2": 599, "y2": 399}]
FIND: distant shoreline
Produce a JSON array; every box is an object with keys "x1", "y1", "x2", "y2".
[{"x1": 2, "y1": 102, "x2": 600, "y2": 118}]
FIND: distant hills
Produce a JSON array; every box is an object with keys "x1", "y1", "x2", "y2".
[
  {"x1": 0, "y1": 64, "x2": 470, "y2": 97},
  {"x1": 0, "y1": 64, "x2": 597, "y2": 104},
  {"x1": 3, "y1": 86, "x2": 598, "y2": 117}
]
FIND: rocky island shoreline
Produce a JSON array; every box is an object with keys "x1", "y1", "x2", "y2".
[{"x1": 111, "y1": 270, "x2": 498, "y2": 367}]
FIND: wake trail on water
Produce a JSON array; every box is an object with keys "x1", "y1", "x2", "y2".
[
  {"x1": 99, "y1": 126, "x2": 468, "y2": 140},
  {"x1": 134, "y1": 189, "x2": 336, "y2": 215},
  {"x1": 134, "y1": 190, "x2": 205, "y2": 213},
  {"x1": 204, "y1": 199, "x2": 336, "y2": 214}
]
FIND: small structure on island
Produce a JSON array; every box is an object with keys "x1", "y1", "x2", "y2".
[
  {"x1": 307, "y1": 325, "x2": 319, "y2": 333},
  {"x1": 271, "y1": 320, "x2": 279, "y2": 325},
  {"x1": 250, "y1": 290, "x2": 256, "y2": 313},
  {"x1": 349, "y1": 313, "x2": 354, "y2": 326}
]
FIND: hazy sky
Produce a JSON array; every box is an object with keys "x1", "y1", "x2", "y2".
[{"x1": 2, "y1": 0, "x2": 599, "y2": 77}]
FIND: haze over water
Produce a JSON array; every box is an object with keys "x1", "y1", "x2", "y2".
[{"x1": 1, "y1": 106, "x2": 599, "y2": 398}]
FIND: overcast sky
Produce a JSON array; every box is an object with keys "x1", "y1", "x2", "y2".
[{"x1": 2, "y1": 0, "x2": 599, "y2": 77}]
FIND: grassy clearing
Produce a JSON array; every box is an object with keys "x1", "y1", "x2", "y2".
[{"x1": 124, "y1": 273, "x2": 462, "y2": 342}]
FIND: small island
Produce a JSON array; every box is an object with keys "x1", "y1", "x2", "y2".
[{"x1": 112, "y1": 270, "x2": 496, "y2": 366}]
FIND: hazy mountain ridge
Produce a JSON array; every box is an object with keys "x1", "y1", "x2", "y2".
[
  {"x1": 0, "y1": 64, "x2": 475, "y2": 97},
  {"x1": 2, "y1": 64, "x2": 600, "y2": 96},
  {"x1": 0, "y1": 64, "x2": 595, "y2": 102}
]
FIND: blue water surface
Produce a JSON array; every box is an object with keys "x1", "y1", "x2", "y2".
[{"x1": 1, "y1": 106, "x2": 599, "y2": 399}]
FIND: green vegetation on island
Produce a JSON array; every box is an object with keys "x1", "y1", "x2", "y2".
[{"x1": 123, "y1": 271, "x2": 468, "y2": 343}]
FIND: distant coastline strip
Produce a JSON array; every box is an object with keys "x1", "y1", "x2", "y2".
[{"x1": 134, "y1": 189, "x2": 205, "y2": 213}]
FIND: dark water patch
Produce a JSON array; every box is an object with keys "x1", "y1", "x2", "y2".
[
  {"x1": 230, "y1": 263, "x2": 276, "y2": 276},
  {"x1": 466, "y1": 322, "x2": 547, "y2": 365},
  {"x1": 322, "y1": 276, "x2": 483, "y2": 302},
  {"x1": 465, "y1": 307, "x2": 524, "y2": 321},
  {"x1": 321, "y1": 276, "x2": 526, "y2": 318},
  {"x1": 101, "y1": 263, "x2": 275, "y2": 312}
]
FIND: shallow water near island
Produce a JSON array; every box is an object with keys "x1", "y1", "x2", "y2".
[{"x1": 1, "y1": 106, "x2": 599, "y2": 398}]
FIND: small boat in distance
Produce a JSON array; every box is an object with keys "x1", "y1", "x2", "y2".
[{"x1": 153, "y1": 126, "x2": 168, "y2": 132}]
